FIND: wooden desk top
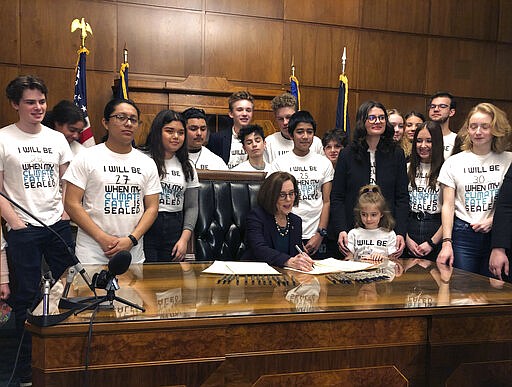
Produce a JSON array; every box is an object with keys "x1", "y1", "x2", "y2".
[
  {"x1": 28, "y1": 259, "x2": 512, "y2": 387},
  {"x1": 33, "y1": 259, "x2": 512, "y2": 333}
]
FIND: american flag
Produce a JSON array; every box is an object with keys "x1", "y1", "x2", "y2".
[{"x1": 73, "y1": 48, "x2": 95, "y2": 147}]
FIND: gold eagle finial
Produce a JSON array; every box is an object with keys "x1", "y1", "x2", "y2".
[{"x1": 71, "y1": 18, "x2": 93, "y2": 48}]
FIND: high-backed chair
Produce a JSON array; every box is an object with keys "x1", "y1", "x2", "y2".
[{"x1": 194, "y1": 171, "x2": 265, "y2": 261}]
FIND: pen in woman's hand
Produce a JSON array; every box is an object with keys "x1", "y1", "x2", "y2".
[{"x1": 295, "y1": 245, "x2": 314, "y2": 268}]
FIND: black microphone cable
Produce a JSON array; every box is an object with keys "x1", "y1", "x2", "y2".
[
  {"x1": 5, "y1": 328, "x2": 25, "y2": 387},
  {"x1": 0, "y1": 190, "x2": 96, "y2": 295},
  {"x1": 82, "y1": 304, "x2": 99, "y2": 387}
]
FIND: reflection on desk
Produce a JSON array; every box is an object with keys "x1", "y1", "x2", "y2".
[{"x1": 62, "y1": 259, "x2": 512, "y2": 323}]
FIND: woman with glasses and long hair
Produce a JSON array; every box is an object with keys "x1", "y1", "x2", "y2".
[
  {"x1": 437, "y1": 103, "x2": 512, "y2": 275},
  {"x1": 143, "y1": 110, "x2": 199, "y2": 262},
  {"x1": 243, "y1": 172, "x2": 314, "y2": 271},
  {"x1": 329, "y1": 101, "x2": 409, "y2": 258},
  {"x1": 406, "y1": 121, "x2": 444, "y2": 260}
]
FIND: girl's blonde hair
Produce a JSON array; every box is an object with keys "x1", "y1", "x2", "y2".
[
  {"x1": 459, "y1": 103, "x2": 512, "y2": 153},
  {"x1": 353, "y1": 184, "x2": 395, "y2": 231}
]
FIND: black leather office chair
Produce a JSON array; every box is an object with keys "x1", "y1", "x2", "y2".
[{"x1": 194, "y1": 171, "x2": 265, "y2": 261}]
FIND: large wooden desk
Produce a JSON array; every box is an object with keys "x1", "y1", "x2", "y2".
[{"x1": 28, "y1": 260, "x2": 512, "y2": 386}]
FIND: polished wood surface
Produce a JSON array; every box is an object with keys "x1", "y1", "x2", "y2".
[
  {"x1": 28, "y1": 260, "x2": 512, "y2": 386},
  {"x1": 1, "y1": 1, "x2": 512, "y2": 143}
]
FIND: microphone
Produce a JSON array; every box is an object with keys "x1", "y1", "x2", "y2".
[
  {"x1": 92, "y1": 251, "x2": 132, "y2": 291},
  {"x1": 108, "y1": 250, "x2": 132, "y2": 276},
  {"x1": 0, "y1": 190, "x2": 95, "y2": 293},
  {"x1": 73, "y1": 249, "x2": 144, "y2": 315},
  {"x1": 62, "y1": 267, "x2": 76, "y2": 299}
]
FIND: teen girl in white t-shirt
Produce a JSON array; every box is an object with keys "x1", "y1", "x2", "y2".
[
  {"x1": 144, "y1": 110, "x2": 199, "y2": 262},
  {"x1": 406, "y1": 121, "x2": 444, "y2": 261},
  {"x1": 438, "y1": 103, "x2": 512, "y2": 275}
]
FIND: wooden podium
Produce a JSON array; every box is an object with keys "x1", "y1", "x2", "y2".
[{"x1": 28, "y1": 260, "x2": 512, "y2": 386}]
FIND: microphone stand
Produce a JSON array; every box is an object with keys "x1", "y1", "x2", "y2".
[
  {"x1": 0, "y1": 190, "x2": 96, "y2": 326},
  {"x1": 74, "y1": 251, "x2": 145, "y2": 315},
  {"x1": 74, "y1": 274, "x2": 145, "y2": 316}
]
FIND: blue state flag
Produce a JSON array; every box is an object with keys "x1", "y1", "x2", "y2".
[{"x1": 289, "y1": 74, "x2": 301, "y2": 110}]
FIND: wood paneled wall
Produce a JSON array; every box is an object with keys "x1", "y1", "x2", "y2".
[{"x1": 1, "y1": 0, "x2": 511, "y2": 141}]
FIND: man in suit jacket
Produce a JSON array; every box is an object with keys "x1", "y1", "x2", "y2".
[{"x1": 207, "y1": 91, "x2": 254, "y2": 168}]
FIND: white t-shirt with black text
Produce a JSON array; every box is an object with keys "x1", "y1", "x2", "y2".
[
  {"x1": 347, "y1": 227, "x2": 397, "y2": 259},
  {"x1": 0, "y1": 124, "x2": 72, "y2": 226},
  {"x1": 228, "y1": 128, "x2": 246, "y2": 169},
  {"x1": 408, "y1": 162, "x2": 442, "y2": 214},
  {"x1": 63, "y1": 143, "x2": 161, "y2": 264},
  {"x1": 438, "y1": 150, "x2": 512, "y2": 224},
  {"x1": 232, "y1": 160, "x2": 270, "y2": 173},
  {"x1": 189, "y1": 146, "x2": 228, "y2": 171},
  {"x1": 269, "y1": 151, "x2": 334, "y2": 239},
  {"x1": 264, "y1": 132, "x2": 324, "y2": 164},
  {"x1": 443, "y1": 131, "x2": 457, "y2": 159},
  {"x1": 158, "y1": 156, "x2": 199, "y2": 213}
]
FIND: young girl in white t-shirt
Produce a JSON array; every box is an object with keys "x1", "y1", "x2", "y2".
[{"x1": 346, "y1": 185, "x2": 397, "y2": 261}]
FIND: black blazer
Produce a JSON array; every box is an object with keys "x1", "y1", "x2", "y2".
[
  {"x1": 329, "y1": 143, "x2": 409, "y2": 237},
  {"x1": 207, "y1": 129, "x2": 231, "y2": 164},
  {"x1": 492, "y1": 164, "x2": 512, "y2": 249},
  {"x1": 242, "y1": 206, "x2": 303, "y2": 267}
]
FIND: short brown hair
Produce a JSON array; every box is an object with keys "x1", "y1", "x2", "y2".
[
  {"x1": 271, "y1": 92, "x2": 297, "y2": 113},
  {"x1": 228, "y1": 91, "x2": 254, "y2": 111},
  {"x1": 6, "y1": 75, "x2": 48, "y2": 104},
  {"x1": 257, "y1": 172, "x2": 299, "y2": 215}
]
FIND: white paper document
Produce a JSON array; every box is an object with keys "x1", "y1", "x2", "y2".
[
  {"x1": 285, "y1": 258, "x2": 376, "y2": 275},
  {"x1": 202, "y1": 261, "x2": 281, "y2": 275}
]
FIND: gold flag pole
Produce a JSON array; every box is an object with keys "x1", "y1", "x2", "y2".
[
  {"x1": 291, "y1": 55, "x2": 295, "y2": 77},
  {"x1": 71, "y1": 17, "x2": 93, "y2": 50}
]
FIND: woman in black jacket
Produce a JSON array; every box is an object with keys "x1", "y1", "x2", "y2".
[
  {"x1": 329, "y1": 101, "x2": 409, "y2": 257},
  {"x1": 243, "y1": 172, "x2": 314, "y2": 271}
]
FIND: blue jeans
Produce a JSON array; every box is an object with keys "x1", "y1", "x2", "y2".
[
  {"x1": 144, "y1": 211, "x2": 183, "y2": 262},
  {"x1": 6, "y1": 219, "x2": 74, "y2": 381},
  {"x1": 452, "y1": 217, "x2": 491, "y2": 276},
  {"x1": 406, "y1": 212, "x2": 442, "y2": 261}
]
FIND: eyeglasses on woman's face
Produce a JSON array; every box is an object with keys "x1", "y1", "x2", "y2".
[
  {"x1": 278, "y1": 191, "x2": 296, "y2": 200},
  {"x1": 367, "y1": 115, "x2": 386, "y2": 124},
  {"x1": 109, "y1": 114, "x2": 139, "y2": 126}
]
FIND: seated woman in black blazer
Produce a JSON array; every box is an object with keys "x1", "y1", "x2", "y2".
[{"x1": 243, "y1": 172, "x2": 314, "y2": 271}]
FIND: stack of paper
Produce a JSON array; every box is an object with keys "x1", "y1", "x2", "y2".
[
  {"x1": 202, "y1": 261, "x2": 281, "y2": 275},
  {"x1": 285, "y1": 258, "x2": 376, "y2": 274}
]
